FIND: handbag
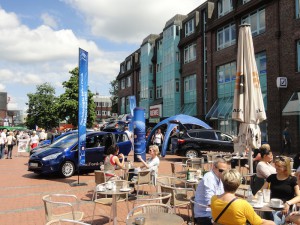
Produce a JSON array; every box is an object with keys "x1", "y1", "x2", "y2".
[{"x1": 212, "y1": 197, "x2": 237, "y2": 225}]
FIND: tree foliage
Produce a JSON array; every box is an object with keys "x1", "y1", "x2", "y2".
[
  {"x1": 26, "y1": 83, "x2": 59, "y2": 130},
  {"x1": 57, "y1": 67, "x2": 96, "y2": 128},
  {"x1": 109, "y1": 78, "x2": 118, "y2": 113}
]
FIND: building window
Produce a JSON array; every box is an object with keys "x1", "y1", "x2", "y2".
[
  {"x1": 184, "y1": 43, "x2": 196, "y2": 63},
  {"x1": 149, "y1": 88, "x2": 153, "y2": 99},
  {"x1": 241, "y1": 8, "x2": 265, "y2": 36},
  {"x1": 218, "y1": 0, "x2": 233, "y2": 18},
  {"x1": 120, "y1": 64, "x2": 125, "y2": 73},
  {"x1": 217, "y1": 61, "x2": 236, "y2": 85},
  {"x1": 297, "y1": 0, "x2": 300, "y2": 18},
  {"x1": 149, "y1": 65, "x2": 153, "y2": 73},
  {"x1": 185, "y1": 18, "x2": 195, "y2": 37},
  {"x1": 297, "y1": 40, "x2": 300, "y2": 72},
  {"x1": 126, "y1": 76, "x2": 131, "y2": 87},
  {"x1": 217, "y1": 23, "x2": 236, "y2": 50},
  {"x1": 156, "y1": 85, "x2": 162, "y2": 98},
  {"x1": 243, "y1": 0, "x2": 251, "y2": 3},
  {"x1": 176, "y1": 52, "x2": 180, "y2": 62},
  {"x1": 184, "y1": 75, "x2": 196, "y2": 93},
  {"x1": 121, "y1": 79, "x2": 125, "y2": 89},
  {"x1": 126, "y1": 60, "x2": 131, "y2": 71}
]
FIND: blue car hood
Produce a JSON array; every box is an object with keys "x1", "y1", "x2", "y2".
[{"x1": 31, "y1": 146, "x2": 65, "y2": 158}]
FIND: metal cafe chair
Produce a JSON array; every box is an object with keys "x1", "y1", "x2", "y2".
[
  {"x1": 42, "y1": 194, "x2": 84, "y2": 223},
  {"x1": 126, "y1": 203, "x2": 173, "y2": 219}
]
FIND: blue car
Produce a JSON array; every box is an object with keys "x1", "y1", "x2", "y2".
[{"x1": 28, "y1": 131, "x2": 132, "y2": 177}]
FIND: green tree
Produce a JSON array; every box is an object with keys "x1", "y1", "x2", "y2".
[
  {"x1": 58, "y1": 67, "x2": 96, "y2": 128},
  {"x1": 109, "y1": 78, "x2": 118, "y2": 113},
  {"x1": 26, "y1": 83, "x2": 59, "y2": 130}
]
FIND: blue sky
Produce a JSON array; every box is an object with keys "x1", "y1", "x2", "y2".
[{"x1": 0, "y1": 0, "x2": 204, "y2": 112}]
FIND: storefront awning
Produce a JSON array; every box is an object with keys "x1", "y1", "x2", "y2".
[
  {"x1": 205, "y1": 97, "x2": 233, "y2": 121},
  {"x1": 282, "y1": 91, "x2": 300, "y2": 116}
]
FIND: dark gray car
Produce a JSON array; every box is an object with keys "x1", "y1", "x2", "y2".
[{"x1": 176, "y1": 129, "x2": 234, "y2": 158}]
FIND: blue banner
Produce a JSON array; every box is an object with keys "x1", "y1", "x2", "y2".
[
  {"x1": 78, "y1": 48, "x2": 88, "y2": 166},
  {"x1": 133, "y1": 107, "x2": 146, "y2": 162}
]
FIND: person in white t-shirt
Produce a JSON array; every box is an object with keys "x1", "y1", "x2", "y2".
[
  {"x1": 0, "y1": 129, "x2": 7, "y2": 159},
  {"x1": 30, "y1": 131, "x2": 39, "y2": 149},
  {"x1": 151, "y1": 128, "x2": 164, "y2": 152}
]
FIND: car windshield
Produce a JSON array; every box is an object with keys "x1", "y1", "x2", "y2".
[{"x1": 50, "y1": 133, "x2": 78, "y2": 148}]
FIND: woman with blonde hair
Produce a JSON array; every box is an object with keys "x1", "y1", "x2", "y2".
[
  {"x1": 137, "y1": 145, "x2": 160, "y2": 185},
  {"x1": 211, "y1": 169, "x2": 275, "y2": 225},
  {"x1": 261, "y1": 156, "x2": 300, "y2": 225}
]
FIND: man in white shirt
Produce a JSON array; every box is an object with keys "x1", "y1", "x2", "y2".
[{"x1": 0, "y1": 129, "x2": 7, "y2": 159}]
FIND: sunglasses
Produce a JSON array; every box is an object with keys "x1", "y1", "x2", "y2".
[
  {"x1": 275, "y1": 156, "x2": 286, "y2": 162},
  {"x1": 218, "y1": 169, "x2": 225, "y2": 173}
]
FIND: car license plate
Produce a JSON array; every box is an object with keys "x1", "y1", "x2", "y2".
[{"x1": 30, "y1": 163, "x2": 38, "y2": 167}]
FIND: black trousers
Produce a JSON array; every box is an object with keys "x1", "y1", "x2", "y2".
[{"x1": 194, "y1": 217, "x2": 212, "y2": 225}]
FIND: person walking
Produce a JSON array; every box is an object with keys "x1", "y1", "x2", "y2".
[
  {"x1": 6, "y1": 132, "x2": 16, "y2": 159},
  {"x1": 151, "y1": 128, "x2": 164, "y2": 152},
  {"x1": 29, "y1": 131, "x2": 39, "y2": 150},
  {"x1": 0, "y1": 129, "x2": 7, "y2": 159},
  {"x1": 281, "y1": 126, "x2": 292, "y2": 155}
]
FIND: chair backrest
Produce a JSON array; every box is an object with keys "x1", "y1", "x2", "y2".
[
  {"x1": 190, "y1": 196, "x2": 209, "y2": 224},
  {"x1": 157, "y1": 176, "x2": 183, "y2": 188},
  {"x1": 137, "y1": 170, "x2": 151, "y2": 185},
  {"x1": 46, "y1": 219, "x2": 90, "y2": 225},
  {"x1": 95, "y1": 170, "x2": 106, "y2": 184},
  {"x1": 160, "y1": 185, "x2": 194, "y2": 207},
  {"x1": 42, "y1": 194, "x2": 80, "y2": 222},
  {"x1": 126, "y1": 203, "x2": 173, "y2": 219},
  {"x1": 135, "y1": 192, "x2": 172, "y2": 205},
  {"x1": 186, "y1": 158, "x2": 203, "y2": 170}
]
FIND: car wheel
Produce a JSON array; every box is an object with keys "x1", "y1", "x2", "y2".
[
  {"x1": 60, "y1": 161, "x2": 75, "y2": 177},
  {"x1": 185, "y1": 149, "x2": 199, "y2": 158}
]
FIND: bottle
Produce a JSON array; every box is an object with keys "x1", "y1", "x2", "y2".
[
  {"x1": 247, "y1": 186, "x2": 253, "y2": 202},
  {"x1": 187, "y1": 168, "x2": 190, "y2": 180}
]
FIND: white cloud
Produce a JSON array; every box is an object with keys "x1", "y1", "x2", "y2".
[
  {"x1": 63, "y1": 0, "x2": 205, "y2": 44},
  {"x1": 41, "y1": 13, "x2": 58, "y2": 29}
]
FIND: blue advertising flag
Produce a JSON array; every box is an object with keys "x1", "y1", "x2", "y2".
[
  {"x1": 78, "y1": 48, "x2": 88, "y2": 166},
  {"x1": 129, "y1": 96, "x2": 136, "y2": 117}
]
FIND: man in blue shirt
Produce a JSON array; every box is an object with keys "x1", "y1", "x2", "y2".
[{"x1": 194, "y1": 157, "x2": 228, "y2": 225}]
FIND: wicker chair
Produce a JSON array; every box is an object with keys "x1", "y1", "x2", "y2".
[
  {"x1": 190, "y1": 196, "x2": 209, "y2": 224},
  {"x1": 42, "y1": 194, "x2": 84, "y2": 223},
  {"x1": 45, "y1": 219, "x2": 90, "y2": 225},
  {"x1": 171, "y1": 162, "x2": 187, "y2": 178},
  {"x1": 126, "y1": 203, "x2": 173, "y2": 219},
  {"x1": 133, "y1": 192, "x2": 172, "y2": 207},
  {"x1": 160, "y1": 184, "x2": 194, "y2": 217}
]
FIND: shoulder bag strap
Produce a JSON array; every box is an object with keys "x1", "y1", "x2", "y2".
[{"x1": 214, "y1": 197, "x2": 237, "y2": 223}]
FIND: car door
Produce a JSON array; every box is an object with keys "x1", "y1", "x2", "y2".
[
  {"x1": 83, "y1": 133, "x2": 106, "y2": 170},
  {"x1": 115, "y1": 132, "x2": 132, "y2": 156}
]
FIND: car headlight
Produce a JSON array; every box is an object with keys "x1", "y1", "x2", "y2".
[{"x1": 42, "y1": 152, "x2": 62, "y2": 161}]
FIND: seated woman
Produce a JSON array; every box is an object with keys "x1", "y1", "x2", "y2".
[
  {"x1": 211, "y1": 169, "x2": 275, "y2": 225},
  {"x1": 256, "y1": 144, "x2": 276, "y2": 179},
  {"x1": 103, "y1": 145, "x2": 125, "y2": 180},
  {"x1": 137, "y1": 145, "x2": 160, "y2": 185},
  {"x1": 261, "y1": 156, "x2": 300, "y2": 225}
]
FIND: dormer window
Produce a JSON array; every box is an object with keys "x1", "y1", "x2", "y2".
[
  {"x1": 185, "y1": 18, "x2": 195, "y2": 37},
  {"x1": 218, "y1": 0, "x2": 233, "y2": 18}
]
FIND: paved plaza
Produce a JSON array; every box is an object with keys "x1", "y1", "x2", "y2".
[{"x1": 0, "y1": 147, "x2": 190, "y2": 225}]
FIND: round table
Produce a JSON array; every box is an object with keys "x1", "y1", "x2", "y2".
[
  {"x1": 126, "y1": 213, "x2": 184, "y2": 225},
  {"x1": 99, "y1": 187, "x2": 132, "y2": 225}
]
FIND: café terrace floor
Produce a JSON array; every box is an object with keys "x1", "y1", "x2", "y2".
[{"x1": 0, "y1": 149, "x2": 195, "y2": 225}]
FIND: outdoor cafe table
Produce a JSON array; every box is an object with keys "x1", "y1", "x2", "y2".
[
  {"x1": 126, "y1": 212, "x2": 184, "y2": 225},
  {"x1": 98, "y1": 187, "x2": 132, "y2": 225}
]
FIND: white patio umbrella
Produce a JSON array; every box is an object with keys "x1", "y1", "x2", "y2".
[{"x1": 232, "y1": 24, "x2": 267, "y2": 174}]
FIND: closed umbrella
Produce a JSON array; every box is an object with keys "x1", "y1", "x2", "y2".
[{"x1": 232, "y1": 24, "x2": 267, "y2": 174}]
